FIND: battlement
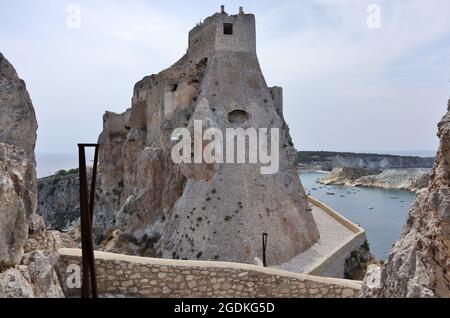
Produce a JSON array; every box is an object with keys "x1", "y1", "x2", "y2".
[{"x1": 188, "y1": 6, "x2": 256, "y2": 57}]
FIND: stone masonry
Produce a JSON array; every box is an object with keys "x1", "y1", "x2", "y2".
[{"x1": 57, "y1": 248, "x2": 361, "y2": 298}]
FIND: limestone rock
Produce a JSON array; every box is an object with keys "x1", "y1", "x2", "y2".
[
  {"x1": 0, "y1": 53, "x2": 38, "y2": 267},
  {"x1": 360, "y1": 265, "x2": 382, "y2": 297},
  {"x1": 0, "y1": 143, "x2": 37, "y2": 267},
  {"x1": 0, "y1": 53, "x2": 37, "y2": 155},
  {"x1": 94, "y1": 10, "x2": 319, "y2": 265},
  {"x1": 0, "y1": 250, "x2": 66, "y2": 298},
  {"x1": 28, "y1": 213, "x2": 45, "y2": 235},
  {"x1": 354, "y1": 168, "x2": 431, "y2": 192},
  {"x1": 21, "y1": 250, "x2": 65, "y2": 298},
  {"x1": 24, "y1": 228, "x2": 80, "y2": 254},
  {"x1": 36, "y1": 170, "x2": 81, "y2": 230},
  {"x1": 318, "y1": 167, "x2": 376, "y2": 186},
  {"x1": 0, "y1": 267, "x2": 34, "y2": 298},
  {"x1": 319, "y1": 167, "x2": 431, "y2": 192},
  {"x1": 362, "y1": 100, "x2": 450, "y2": 297}
]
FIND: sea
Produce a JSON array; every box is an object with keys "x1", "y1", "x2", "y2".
[{"x1": 299, "y1": 172, "x2": 416, "y2": 261}]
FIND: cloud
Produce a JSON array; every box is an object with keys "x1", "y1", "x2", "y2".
[
  {"x1": 0, "y1": 0, "x2": 449, "y2": 154},
  {"x1": 106, "y1": 32, "x2": 140, "y2": 41}
]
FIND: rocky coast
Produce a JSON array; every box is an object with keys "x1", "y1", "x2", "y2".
[{"x1": 318, "y1": 167, "x2": 432, "y2": 192}]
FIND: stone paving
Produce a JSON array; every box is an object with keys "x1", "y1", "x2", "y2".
[{"x1": 274, "y1": 204, "x2": 355, "y2": 274}]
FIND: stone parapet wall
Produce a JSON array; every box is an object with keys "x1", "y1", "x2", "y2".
[
  {"x1": 306, "y1": 197, "x2": 367, "y2": 277},
  {"x1": 57, "y1": 249, "x2": 361, "y2": 298}
]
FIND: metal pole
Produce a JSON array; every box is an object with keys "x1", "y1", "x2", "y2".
[
  {"x1": 87, "y1": 145, "x2": 99, "y2": 298},
  {"x1": 78, "y1": 143, "x2": 99, "y2": 298},
  {"x1": 262, "y1": 233, "x2": 268, "y2": 267},
  {"x1": 78, "y1": 145, "x2": 91, "y2": 298}
]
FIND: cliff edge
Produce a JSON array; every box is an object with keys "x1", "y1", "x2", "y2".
[{"x1": 362, "y1": 100, "x2": 450, "y2": 297}]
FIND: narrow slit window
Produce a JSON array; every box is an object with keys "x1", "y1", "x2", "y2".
[{"x1": 223, "y1": 23, "x2": 233, "y2": 35}]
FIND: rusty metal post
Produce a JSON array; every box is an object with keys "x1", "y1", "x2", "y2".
[
  {"x1": 262, "y1": 233, "x2": 268, "y2": 267},
  {"x1": 78, "y1": 143, "x2": 99, "y2": 298}
]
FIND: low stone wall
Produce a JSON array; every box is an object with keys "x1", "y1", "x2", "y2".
[
  {"x1": 57, "y1": 248, "x2": 361, "y2": 298},
  {"x1": 306, "y1": 197, "x2": 367, "y2": 277}
]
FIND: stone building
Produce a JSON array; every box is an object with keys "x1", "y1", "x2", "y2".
[{"x1": 95, "y1": 7, "x2": 320, "y2": 265}]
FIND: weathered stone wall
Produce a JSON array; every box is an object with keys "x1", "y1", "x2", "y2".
[
  {"x1": 95, "y1": 8, "x2": 320, "y2": 265},
  {"x1": 57, "y1": 248, "x2": 361, "y2": 298},
  {"x1": 306, "y1": 197, "x2": 367, "y2": 278}
]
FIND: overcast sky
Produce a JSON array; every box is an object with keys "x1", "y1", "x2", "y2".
[{"x1": 1, "y1": 0, "x2": 449, "y2": 155}]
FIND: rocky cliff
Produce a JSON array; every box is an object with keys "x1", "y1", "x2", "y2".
[
  {"x1": 0, "y1": 53, "x2": 78, "y2": 297},
  {"x1": 318, "y1": 167, "x2": 432, "y2": 192},
  {"x1": 317, "y1": 167, "x2": 376, "y2": 186},
  {"x1": 297, "y1": 151, "x2": 435, "y2": 172},
  {"x1": 36, "y1": 169, "x2": 82, "y2": 231},
  {"x1": 354, "y1": 169, "x2": 431, "y2": 192},
  {"x1": 94, "y1": 9, "x2": 319, "y2": 265},
  {"x1": 362, "y1": 101, "x2": 450, "y2": 298},
  {"x1": 0, "y1": 53, "x2": 38, "y2": 267}
]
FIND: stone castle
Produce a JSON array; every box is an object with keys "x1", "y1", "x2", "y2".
[{"x1": 95, "y1": 6, "x2": 320, "y2": 265}]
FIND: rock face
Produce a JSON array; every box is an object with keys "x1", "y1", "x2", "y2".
[
  {"x1": 0, "y1": 53, "x2": 77, "y2": 298},
  {"x1": 318, "y1": 167, "x2": 431, "y2": 192},
  {"x1": 95, "y1": 9, "x2": 319, "y2": 265},
  {"x1": 362, "y1": 101, "x2": 450, "y2": 298},
  {"x1": 0, "y1": 53, "x2": 37, "y2": 155},
  {"x1": 0, "y1": 53, "x2": 38, "y2": 267},
  {"x1": 328, "y1": 154, "x2": 434, "y2": 171},
  {"x1": 317, "y1": 167, "x2": 431, "y2": 192},
  {"x1": 297, "y1": 151, "x2": 435, "y2": 172},
  {"x1": 36, "y1": 170, "x2": 81, "y2": 230},
  {"x1": 318, "y1": 167, "x2": 377, "y2": 186},
  {"x1": 354, "y1": 168, "x2": 431, "y2": 192}
]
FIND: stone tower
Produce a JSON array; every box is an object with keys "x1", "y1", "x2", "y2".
[{"x1": 96, "y1": 7, "x2": 320, "y2": 265}]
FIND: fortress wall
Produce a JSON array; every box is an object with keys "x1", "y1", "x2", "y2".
[
  {"x1": 306, "y1": 197, "x2": 367, "y2": 278},
  {"x1": 214, "y1": 14, "x2": 256, "y2": 53},
  {"x1": 57, "y1": 248, "x2": 361, "y2": 298},
  {"x1": 270, "y1": 86, "x2": 283, "y2": 119}
]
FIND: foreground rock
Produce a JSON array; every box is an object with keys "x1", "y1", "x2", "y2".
[
  {"x1": 318, "y1": 167, "x2": 431, "y2": 192},
  {"x1": 95, "y1": 9, "x2": 319, "y2": 265},
  {"x1": 362, "y1": 101, "x2": 450, "y2": 298},
  {"x1": 0, "y1": 53, "x2": 78, "y2": 297},
  {"x1": 0, "y1": 53, "x2": 38, "y2": 267},
  {"x1": 0, "y1": 221, "x2": 79, "y2": 298},
  {"x1": 0, "y1": 53, "x2": 37, "y2": 155}
]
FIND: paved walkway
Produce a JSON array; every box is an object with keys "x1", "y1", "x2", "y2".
[{"x1": 274, "y1": 204, "x2": 354, "y2": 273}]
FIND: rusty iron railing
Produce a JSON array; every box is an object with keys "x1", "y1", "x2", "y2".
[
  {"x1": 262, "y1": 233, "x2": 268, "y2": 267},
  {"x1": 78, "y1": 143, "x2": 99, "y2": 298}
]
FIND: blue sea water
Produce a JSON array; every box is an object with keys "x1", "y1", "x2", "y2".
[{"x1": 299, "y1": 172, "x2": 416, "y2": 260}]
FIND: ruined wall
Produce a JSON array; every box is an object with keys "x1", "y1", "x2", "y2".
[{"x1": 57, "y1": 249, "x2": 361, "y2": 298}]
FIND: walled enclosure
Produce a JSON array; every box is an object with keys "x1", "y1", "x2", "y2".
[{"x1": 57, "y1": 248, "x2": 361, "y2": 298}]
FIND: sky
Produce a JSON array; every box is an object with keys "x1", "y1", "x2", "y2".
[{"x1": 1, "y1": 0, "x2": 449, "y2": 155}]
